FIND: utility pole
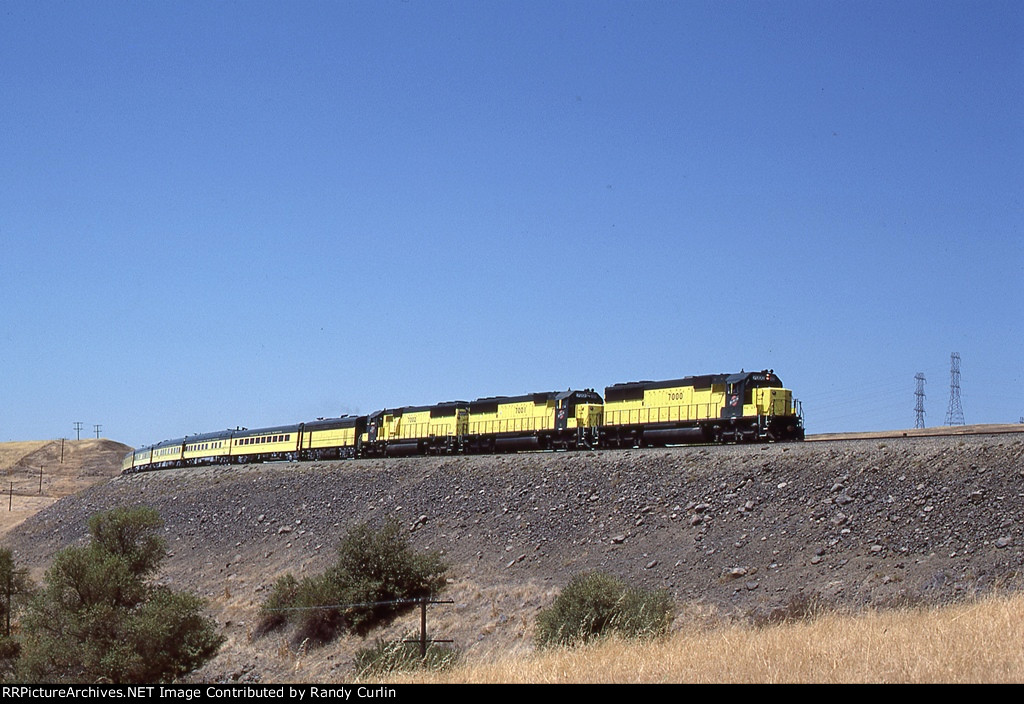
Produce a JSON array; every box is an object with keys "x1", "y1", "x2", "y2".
[
  {"x1": 914, "y1": 373, "x2": 926, "y2": 429},
  {"x1": 73, "y1": 422, "x2": 83, "y2": 441},
  {"x1": 945, "y1": 352, "x2": 965, "y2": 426},
  {"x1": 93, "y1": 424, "x2": 102, "y2": 439}
]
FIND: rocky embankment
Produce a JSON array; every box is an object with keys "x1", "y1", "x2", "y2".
[{"x1": 5, "y1": 432, "x2": 1023, "y2": 681}]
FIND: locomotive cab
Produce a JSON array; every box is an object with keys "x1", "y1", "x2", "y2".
[
  {"x1": 553, "y1": 389, "x2": 604, "y2": 432},
  {"x1": 554, "y1": 389, "x2": 604, "y2": 449},
  {"x1": 721, "y1": 370, "x2": 783, "y2": 419},
  {"x1": 720, "y1": 369, "x2": 802, "y2": 441}
]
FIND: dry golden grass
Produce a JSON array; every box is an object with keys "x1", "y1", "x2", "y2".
[
  {"x1": 0, "y1": 438, "x2": 127, "y2": 536},
  {"x1": 375, "y1": 592, "x2": 1024, "y2": 684},
  {"x1": 0, "y1": 441, "x2": 51, "y2": 470}
]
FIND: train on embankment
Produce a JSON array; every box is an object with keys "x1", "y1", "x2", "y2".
[{"x1": 122, "y1": 369, "x2": 804, "y2": 473}]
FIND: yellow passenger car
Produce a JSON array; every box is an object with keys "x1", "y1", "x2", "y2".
[
  {"x1": 182, "y1": 430, "x2": 235, "y2": 466},
  {"x1": 122, "y1": 446, "x2": 153, "y2": 473},
  {"x1": 149, "y1": 437, "x2": 185, "y2": 468},
  {"x1": 229, "y1": 424, "x2": 301, "y2": 463}
]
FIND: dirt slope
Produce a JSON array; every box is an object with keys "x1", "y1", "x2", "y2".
[{"x1": 2, "y1": 432, "x2": 1023, "y2": 683}]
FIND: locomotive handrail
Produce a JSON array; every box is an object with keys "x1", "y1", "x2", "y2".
[
  {"x1": 393, "y1": 421, "x2": 459, "y2": 439},
  {"x1": 604, "y1": 402, "x2": 717, "y2": 426},
  {"x1": 468, "y1": 417, "x2": 548, "y2": 435}
]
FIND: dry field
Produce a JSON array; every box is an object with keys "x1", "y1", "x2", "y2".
[{"x1": 377, "y1": 591, "x2": 1024, "y2": 684}]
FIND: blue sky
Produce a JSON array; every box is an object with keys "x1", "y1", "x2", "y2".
[{"x1": 1, "y1": 0, "x2": 1020, "y2": 446}]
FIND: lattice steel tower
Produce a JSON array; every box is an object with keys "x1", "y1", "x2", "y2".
[
  {"x1": 914, "y1": 373, "x2": 926, "y2": 428},
  {"x1": 944, "y1": 352, "x2": 965, "y2": 426}
]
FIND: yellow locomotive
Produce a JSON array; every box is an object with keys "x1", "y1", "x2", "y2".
[
  {"x1": 601, "y1": 369, "x2": 803, "y2": 447},
  {"x1": 363, "y1": 401, "x2": 468, "y2": 456},
  {"x1": 463, "y1": 389, "x2": 604, "y2": 452},
  {"x1": 359, "y1": 389, "x2": 604, "y2": 456},
  {"x1": 121, "y1": 369, "x2": 802, "y2": 472}
]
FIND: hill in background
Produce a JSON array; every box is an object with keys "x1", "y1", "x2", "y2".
[{"x1": 0, "y1": 438, "x2": 130, "y2": 536}]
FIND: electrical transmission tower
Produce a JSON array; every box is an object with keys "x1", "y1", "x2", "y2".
[
  {"x1": 73, "y1": 421, "x2": 83, "y2": 441},
  {"x1": 93, "y1": 424, "x2": 102, "y2": 439},
  {"x1": 914, "y1": 373, "x2": 926, "y2": 428},
  {"x1": 944, "y1": 352, "x2": 965, "y2": 426}
]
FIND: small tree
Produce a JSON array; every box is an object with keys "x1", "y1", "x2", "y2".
[{"x1": 18, "y1": 506, "x2": 223, "y2": 683}]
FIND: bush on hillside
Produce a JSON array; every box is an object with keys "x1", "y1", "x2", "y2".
[
  {"x1": 535, "y1": 571, "x2": 673, "y2": 648},
  {"x1": 255, "y1": 573, "x2": 300, "y2": 635},
  {"x1": 259, "y1": 519, "x2": 447, "y2": 645},
  {"x1": 17, "y1": 506, "x2": 223, "y2": 683}
]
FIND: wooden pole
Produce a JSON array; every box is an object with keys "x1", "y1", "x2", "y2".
[{"x1": 420, "y1": 598, "x2": 428, "y2": 659}]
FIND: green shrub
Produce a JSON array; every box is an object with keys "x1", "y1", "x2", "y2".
[
  {"x1": 535, "y1": 571, "x2": 673, "y2": 648},
  {"x1": 353, "y1": 638, "x2": 459, "y2": 676},
  {"x1": 87, "y1": 505, "x2": 165, "y2": 577},
  {"x1": 611, "y1": 584, "x2": 675, "y2": 639},
  {"x1": 256, "y1": 574, "x2": 300, "y2": 635},
  {"x1": 17, "y1": 507, "x2": 223, "y2": 683},
  {"x1": 291, "y1": 573, "x2": 348, "y2": 644},
  {"x1": 258, "y1": 519, "x2": 447, "y2": 645}
]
